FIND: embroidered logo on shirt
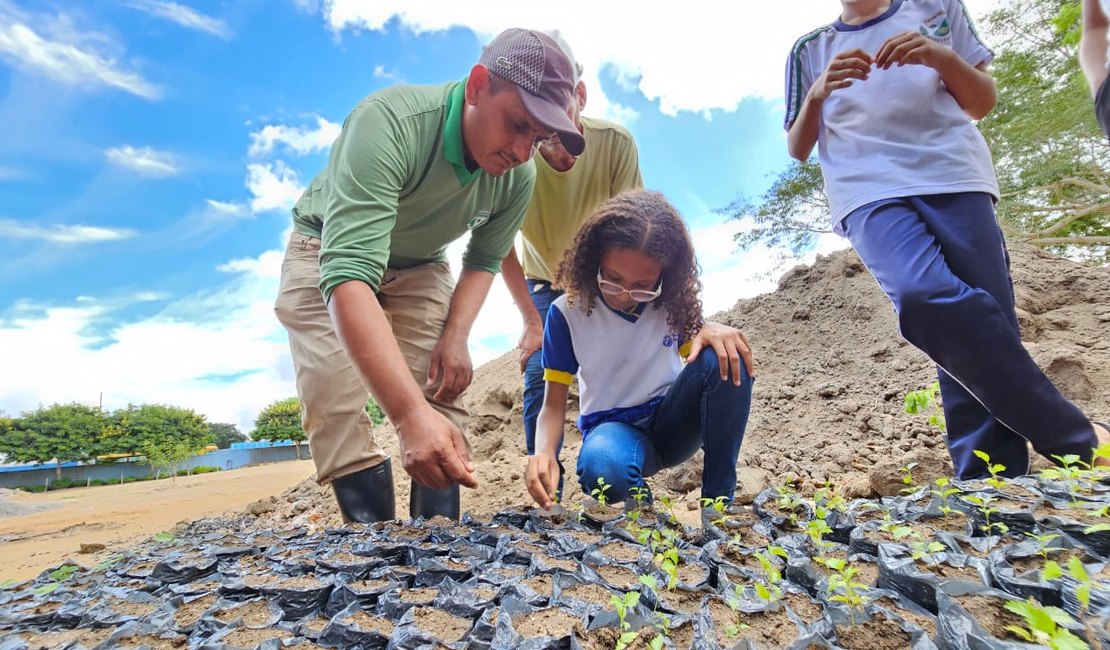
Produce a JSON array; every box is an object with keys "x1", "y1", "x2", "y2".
[
  {"x1": 662, "y1": 334, "x2": 679, "y2": 348},
  {"x1": 919, "y1": 14, "x2": 951, "y2": 41},
  {"x1": 467, "y1": 211, "x2": 491, "y2": 230}
]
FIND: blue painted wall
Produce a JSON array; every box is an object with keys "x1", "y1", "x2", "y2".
[{"x1": 0, "y1": 443, "x2": 311, "y2": 490}]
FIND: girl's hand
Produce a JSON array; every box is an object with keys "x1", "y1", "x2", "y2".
[
  {"x1": 525, "y1": 452, "x2": 562, "y2": 510},
  {"x1": 686, "y1": 321, "x2": 755, "y2": 385},
  {"x1": 875, "y1": 31, "x2": 953, "y2": 70},
  {"x1": 809, "y1": 48, "x2": 872, "y2": 102}
]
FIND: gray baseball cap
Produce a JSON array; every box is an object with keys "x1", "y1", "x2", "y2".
[{"x1": 479, "y1": 28, "x2": 586, "y2": 157}]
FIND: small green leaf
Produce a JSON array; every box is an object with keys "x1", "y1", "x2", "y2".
[
  {"x1": 32, "y1": 583, "x2": 60, "y2": 596},
  {"x1": 153, "y1": 531, "x2": 176, "y2": 544}
]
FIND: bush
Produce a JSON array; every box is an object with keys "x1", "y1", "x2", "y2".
[
  {"x1": 16, "y1": 485, "x2": 45, "y2": 493},
  {"x1": 191, "y1": 466, "x2": 218, "y2": 475},
  {"x1": 123, "y1": 476, "x2": 139, "y2": 483}
]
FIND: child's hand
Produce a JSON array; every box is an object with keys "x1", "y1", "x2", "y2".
[
  {"x1": 875, "y1": 31, "x2": 953, "y2": 70},
  {"x1": 686, "y1": 321, "x2": 755, "y2": 385},
  {"x1": 810, "y1": 48, "x2": 872, "y2": 102},
  {"x1": 525, "y1": 452, "x2": 562, "y2": 510}
]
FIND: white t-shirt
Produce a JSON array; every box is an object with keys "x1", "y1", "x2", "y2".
[
  {"x1": 541, "y1": 295, "x2": 684, "y2": 435},
  {"x1": 784, "y1": 0, "x2": 1000, "y2": 233},
  {"x1": 1103, "y1": 0, "x2": 1110, "y2": 67}
]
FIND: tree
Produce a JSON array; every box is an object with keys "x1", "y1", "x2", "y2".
[
  {"x1": 99, "y1": 404, "x2": 213, "y2": 459},
  {"x1": 0, "y1": 403, "x2": 110, "y2": 479},
  {"x1": 727, "y1": 0, "x2": 1110, "y2": 263},
  {"x1": 209, "y1": 422, "x2": 247, "y2": 449},
  {"x1": 140, "y1": 438, "x2": 194, "y2": 482},
  {"x1": 253, "y1": 397, "x2": 307, "y2": 459}
]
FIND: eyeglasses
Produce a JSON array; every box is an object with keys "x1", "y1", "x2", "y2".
[{"x1": 596, "y1": 271, "x2": 663, "y2": 303}]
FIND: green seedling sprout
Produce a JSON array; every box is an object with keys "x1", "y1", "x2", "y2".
[
  {"x1": 655, "y1": 545, "x2": 681, "y2": 591},
  {"x1": 637, "y1": 575, "x2": 672, "y2": 650},
  {"x1": 32, "y1": 564, "x2": 79, "y2": 596},
  {"x1": 592, "y1": 477, "x2": 613, "y2": 508},
  {"x1": 904, "y1": 381, "x2": 946, "y2": 432},
  {"x1": 700, "y1": 496, "x2": 729, "y2": 528},
  {"x1": 805, "y1": 518, "x2": 835, "y2": 554},
  {"x1": 1003, "y1": 598, "x2": 1086, "y2": 650},
  {"x1": 658, "y1": 495, "x2": 678, "y2": 526},
  {"x1": 899, "y1": 462, "x2": 920, "y2": 495},
  {"x1": 1041, "y1": 454, "x2": 1092, "y2": 505},
  {"x1": 723, "y1": 584, "x2": 752, "y2": 638},
  {"x1": 628, "y1": 486, "x2": 651, "y2": 511},
  {"x1": 929, "y1": 476, "x2": 962, "y2": 519},
  {"x1": 910, "y1": 540, "x2": 946, "y2": 562},
  {"x1": 753, "y1": 546, "x2": 788, "y2": 607},
  {"x1": 1024, "y1": 532, "x2": 1061, "y2": 562},
  {"x1": 962, "y1": 492, "x2": 1009, "y2": 551},
  {"x1": 1043, "y1": 555, "x2": 1108, "y2": 616},
  {"x1": 972, "y1": 449, "x2": 1008, "y2": 491},
  {"x1": 820, "y1": 556, "x2": 871, "y2": 624},
  {"x1": 608, "y1": 590, "x2": 641, "y2": 650}
]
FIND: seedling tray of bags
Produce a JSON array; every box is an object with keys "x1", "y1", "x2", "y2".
[{"x1": 2, "y1": 472, "x2": 1110, "y2": 649}]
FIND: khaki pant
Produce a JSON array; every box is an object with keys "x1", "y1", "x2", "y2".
[{"x1": 274, "y1": 231, "x2": 469, "y2": 484}]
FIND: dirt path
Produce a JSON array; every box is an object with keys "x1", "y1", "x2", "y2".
[{"x1": 0, "y1": 460, "x2": 316, "y2": 582}]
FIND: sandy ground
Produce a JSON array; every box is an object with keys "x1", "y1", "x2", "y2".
[{"x1": 0, "y1": 460, "x2": 316, "y2": 582}]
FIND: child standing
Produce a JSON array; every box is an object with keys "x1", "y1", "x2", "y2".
[
  {"x1": 524, "y1": 190, "x2": 755, "y2": 510},
  {"x1": 785, "y1": 0, "x2": 1109, "y2": 479}
]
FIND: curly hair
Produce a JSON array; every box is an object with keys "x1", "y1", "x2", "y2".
[{"x1": 554, "y1": 190, "x2": 704, "y2": 342}]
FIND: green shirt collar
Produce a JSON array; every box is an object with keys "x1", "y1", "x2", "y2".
[{"x1": 444, "y1": 78, "x2": 481, "y2": 186}]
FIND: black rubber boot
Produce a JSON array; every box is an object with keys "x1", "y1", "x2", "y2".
[
  {"x1": 409, "y1": 480, "x2": 460, "y2": 521},
  {"x1": 331, "y1": 458, "x2": 396, "y2": 524}
]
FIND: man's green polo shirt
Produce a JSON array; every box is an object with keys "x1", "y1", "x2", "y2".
[{"x1": 292, "y1": 79, "x2": 537, "y2": 301}]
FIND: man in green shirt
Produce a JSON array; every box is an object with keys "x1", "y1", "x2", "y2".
[
  {"x1": 274, "y1": 28, "x2": 585, "y2": 523},
  {"x1": 501, "y1": 34, "x2": 644, "y2": 485}
]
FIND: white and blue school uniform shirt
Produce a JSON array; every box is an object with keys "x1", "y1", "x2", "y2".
[
  {"x1": 784, "y1": 0, "x2": 1000, "y2": 234},
  {"x1": 541, "y1": 294, "x2": 689, "y2": 437}
]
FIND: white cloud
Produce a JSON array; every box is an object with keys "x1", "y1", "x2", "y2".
[
  {"x1": 0, "y1": 219, "x2": 136, "y2": 244},
  {"x1": 126, "y1": 1, "x2": 230, "y2": 39},
  {"x1": 0, "y1": 165, "x2": 24, "y2": 180},
  {"x1": 318, "y1": 0, "x2": 999, "y2": 115},
  {"x1": 247, "y1": 161, "x2": 304, "y2": 213},
  {"x1": 248, "y1": 116, "x2": 340, "y2": 157},
  {"x1": 0, "y1": 250, "x2": 291, "y2": 435},
  {"x1": 206, "y1": 199, "x2": 245, "y2": 215},
  {"x1": 105, "y1": 145, "x2": 180, "y2": 177},
  {"x1": 373, "y1": 64, "x2": 398, "y2": 80},
  {"x1": 0, "y1": 7, "x2": 160, "y2": 100}
]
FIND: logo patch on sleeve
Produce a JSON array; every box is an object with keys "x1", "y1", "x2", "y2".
[{"x1": 467, "y1": 211, "x2": 491, "y2": 230}]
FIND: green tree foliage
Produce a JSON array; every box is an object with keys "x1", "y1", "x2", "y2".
[
  {"x1": 253, "y1": 397, "x2": 307, "y2": 459},
  {"x1": 365, "y1": 397, "x2": 386, "y2": 427},
  {"x1": 978, "y1": 0, "x2": 1110, "y2": 259},
  {"x1": 208, "y1": 422, "x2": 247, "y2": 449},
  {"x1": 726, "y1": 0, "x2": 1109, "y2": 263},
  {"x1": 140, "y1": 438, "x2": 195, "y2": 482},
  {"x1": 0, "y1": 403, "x2": 110, "y2": 478},
  {"x1": 99, "y1": 404, "x2": 213, "y2": 459}
]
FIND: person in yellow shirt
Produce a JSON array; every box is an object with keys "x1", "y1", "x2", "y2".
[{"x1": 501, "y1": 34, "x2": 643, "y2": 490}]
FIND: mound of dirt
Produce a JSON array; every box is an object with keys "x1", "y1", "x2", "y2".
[{"x1": 249, "y1": 242, "x2": 1110, "y2": 530}]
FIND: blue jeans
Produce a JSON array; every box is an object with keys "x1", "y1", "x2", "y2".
[
  {"x1": 522, "y1": 280, "x2": 564, "y2": 454},
  {"x1": 843, "y1": 193, "x2": 1095, "y2": 479},
  {"x1": 575, "y1": 348, "x2": 753, "y2": 504}
]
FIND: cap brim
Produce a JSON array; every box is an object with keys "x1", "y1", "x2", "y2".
[{"x1": 516, "y1": 89, "x2": 586, "y2": 157}]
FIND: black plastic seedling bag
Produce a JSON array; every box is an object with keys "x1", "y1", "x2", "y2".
[
  {"x1": 146, "y1": 592, "x2": 221, "y2": 635},
  {"x1": 753, "y1": 487, "x2": 815, "y2": 532},
  {"x1": 934, "y1": 583, "x2": 1079, "y2": 650},
  {"x1": 876, "y1": 546, "x2": 989, "y2": 615},
  {"x1": 375, "y1": 584, "x2": 439, "y2": 620},
  {"x1": 150, "y1": 555, "x2": 219, "y2": 585},
  {"x1": 486, "y1": 596, "x2": 586, "y2": 650},
  {"x1": 314, "y1": 550, "x2": 383, "y2": 580},
  {"x1": 258, "y1": 576, "x2": 332, "y2": 621},
  {"x1": 1037, "y1": 498, "x2": 1110, "y2": 557},
  {"x1": 413, "y1": 554, "x2": 479, "y2": 587},
  {"x1": 433, "y1": 577, "x2": 499, "y2": 619},
  {"x1": 985, "y1": 539, "x2": 1084, "y2": 609},
  {"x1": 191, "y1": 596, "x2": 285, "y2": 640},
  {"x1": 819, "y1": 600, "x2": 939, "y2": 650},
  {"x1": 193, "y1": 621, "x2": 293, "y2": 650},
  {"x1": 318, "y1": 601, "x2": 394, "y2": 649},
  {"x1": 78, "y1": 589, "x2": 162, "y2": 628},
  {"x1": 550, "y1": 572, "x2": 617, "y2": 620},
  {"x1": 388, "y1": 605, "x2": 473, "y2": 650},
  {"x1": 956, "y1": 493, "x2": 1039, "y2": 538},
  {"x1": 324, "y1": 576, "x2": 400, "y2": 615}
]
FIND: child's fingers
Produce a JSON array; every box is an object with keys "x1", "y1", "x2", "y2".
[
  {"x1": 685, "y1": 339, "x2": 704, "y2": 365},
  {"x1": 875, "y1": 32, "x2": 916, "y2": 67}
]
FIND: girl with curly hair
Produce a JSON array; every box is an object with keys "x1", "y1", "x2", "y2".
[{"x1": 524, "y1": 190, "x2": 756, "y2": 510}]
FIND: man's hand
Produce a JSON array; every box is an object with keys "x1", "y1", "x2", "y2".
[
  {"x1": 427, "y1": 333, "x2": 473, "y2": 401},
  {"x1": 809, "y1": 48, "x2": 873, "y2": 102},
  {"x1": 875, "y1": 31, "x2": 953, "y2": 70},
  {"x1": 525, "y1": 452, "x2": 561, "y2": 510},
  {"x1": 686, "y1": 321, "x2": 755, "y2": 385},
  {"x1": 396, "y1": 405, "x2": 478, "y2": 489},
  {"x1": 517, "y1": 320, "x2": 543, "y2": 373}
]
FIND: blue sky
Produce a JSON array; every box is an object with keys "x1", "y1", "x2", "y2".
[{"x1": 0, "y1": 0, "x2": 995, "y2": 434}]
